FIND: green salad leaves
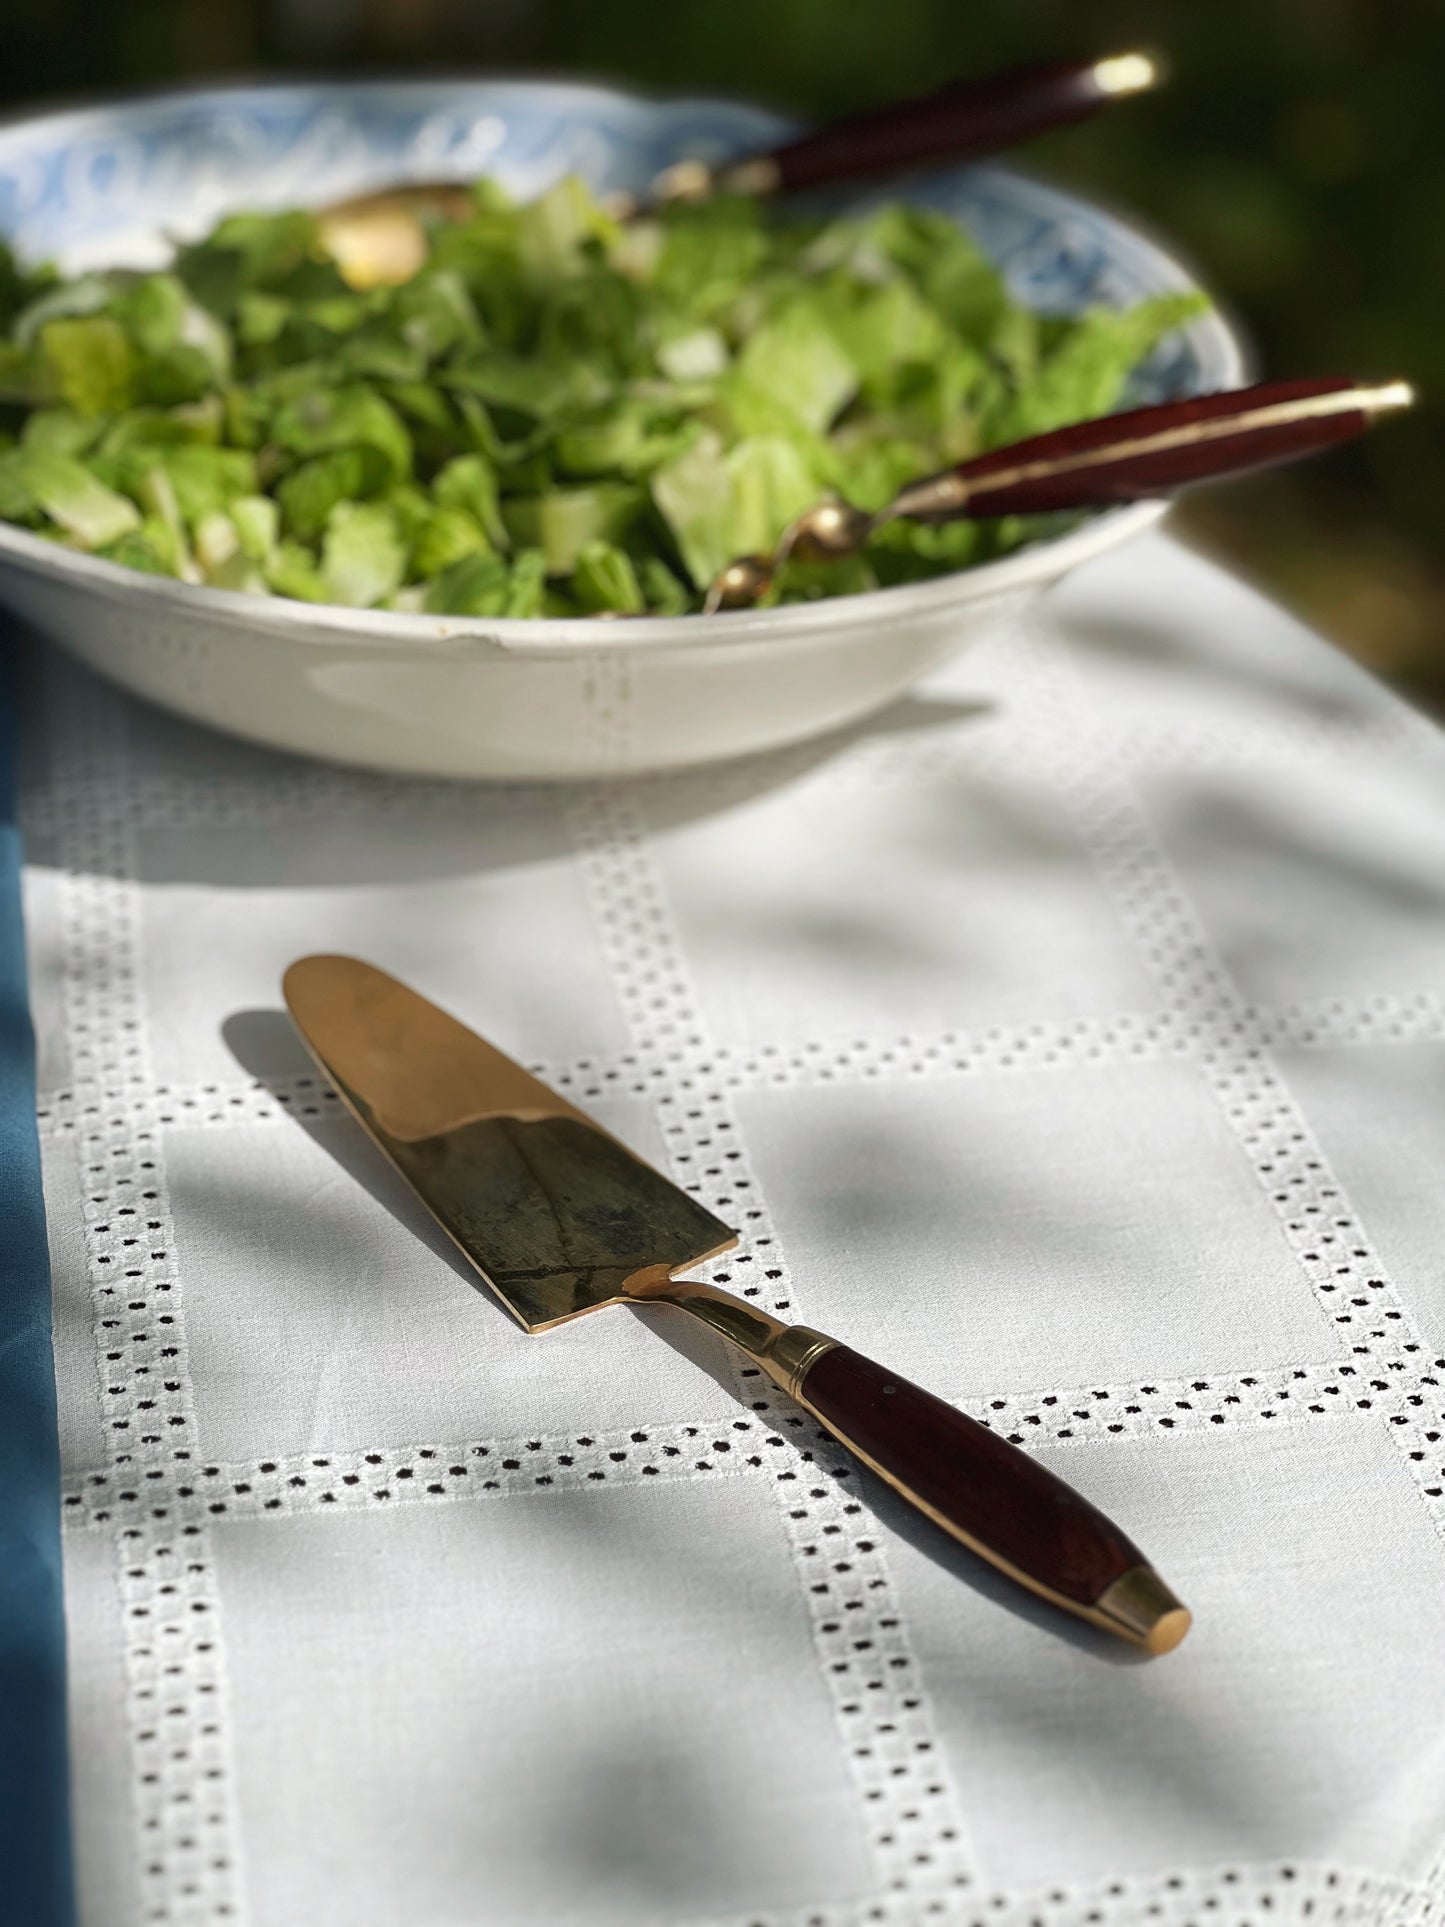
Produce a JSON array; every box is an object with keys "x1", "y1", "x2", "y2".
[{"x1": 0, "y1": 178, "x2": 1203, "y2": 614}]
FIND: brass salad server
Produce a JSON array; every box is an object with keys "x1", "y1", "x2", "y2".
[
  {"x1": 319, "y1": 53, "x2": 1158, "y2": 288},
  {"x1": 704, "y1": 374, "x2": 1416, "y2": 610},
  {"x1": 285, "y1": 954, "x2": 1192, "y2": 1654}
]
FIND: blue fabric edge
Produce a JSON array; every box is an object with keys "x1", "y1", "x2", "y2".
[{"x1": 0, "y1": 640, "x2": 76, "y2": 1927}]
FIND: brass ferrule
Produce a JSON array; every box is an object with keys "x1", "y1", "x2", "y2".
[
  {"x1": 714, "y1": 155, "x2": 784, "y2": 199},
  {"x1": 648, "y1": 158, "x2": 717, "y2": 206},
  {"x1": 650, "y1": 1282, "x2": 838, "y2": 1401},
  {"x1": 759, "y1": 1326, "x2": 840, "y2": 1402}
]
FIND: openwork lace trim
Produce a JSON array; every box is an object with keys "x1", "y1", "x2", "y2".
[{"x1": 42, "y1": 670, "x2": 246, "y2": 1925}]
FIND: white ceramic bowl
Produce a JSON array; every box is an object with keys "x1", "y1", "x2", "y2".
[{"x1": 0, "y1": 81, "x2": 1244, "y2": 780}]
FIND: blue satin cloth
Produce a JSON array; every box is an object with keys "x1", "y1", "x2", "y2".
[{"x1": 0, "y1": 646, "x2": 75, "y2": 1927}]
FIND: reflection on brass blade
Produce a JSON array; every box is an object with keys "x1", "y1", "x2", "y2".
[
  {"x1": 283, "y1": 955, "x2": 736, "y2": 1331},
  {"x1": 374, "y1": 1110, "x2": 735, "y2": 1329}
]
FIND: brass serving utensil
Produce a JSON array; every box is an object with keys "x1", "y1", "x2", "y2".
[
  {"x1": 316, "y1": 182, "x2": 475, "y2": 292},
  {"x1": 319, "y1": 53, "x2": 1159, "y2": 288},
  {"x1": 285, "y1": 954, "x2": 1192, "y2": 1654},
  {"x1": 704, "y1": 375, "x2": 1416, "y2": 612}
]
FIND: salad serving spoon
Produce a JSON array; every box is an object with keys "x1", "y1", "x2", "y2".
[
  {"x1": 319, "y1": 52, "x2": 1159, "y2": 287},
  {"x1": 703, "y1": 376, "x2": 1416, "y2": 612}
]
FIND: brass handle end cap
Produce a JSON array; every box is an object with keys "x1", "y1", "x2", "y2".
[
  {"x1": 1091, "y1": 52, "x2": 1162, "y2": 97},
  {"x1": 1094, "y1": 1565, "x2": 1192, "y2": 1656}
]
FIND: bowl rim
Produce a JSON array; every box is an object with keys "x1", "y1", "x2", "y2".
[
  {"x1": 0, "y1": 495, "x2": 1177, "y2": 656},
  {"x1": 0, "y1": 76, "x2": 1247, "y2": 660}
]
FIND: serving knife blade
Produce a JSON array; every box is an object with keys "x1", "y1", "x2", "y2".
[{"x1": 284, "y1": 954, "x2": 1191, "y2": 1655}]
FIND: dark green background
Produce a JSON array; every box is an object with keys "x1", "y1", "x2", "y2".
[{"x1": 4, "y1": 0, "x2": 1440, "y2": 688}]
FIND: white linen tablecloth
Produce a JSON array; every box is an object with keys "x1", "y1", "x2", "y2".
[{"x1": 23, "y1": 530, "x2": 1445, "y2": 1927}]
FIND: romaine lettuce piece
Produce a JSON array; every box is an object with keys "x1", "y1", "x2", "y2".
[
  {"x1": 277, "y1": 446, "x2": 390, "y2": 541},
  {"x1": 97, "y1": 529, "x2": 174, "y2": 576},
  {"x1": 431, "y1": 453, "x2": 508, "y2": 550},
  {"x1": 229, "y1": 494, "x2": 280, "y2": 563},
  {"x1": 21, "y1": 409, "x2": 103, "y2": 458},
  {"x1": 265, "y1": 540, "x2": 330, "y2": 602},
  {"x1": 502, "y1": 483, "x2": 641, "y2": 575},
  {"x1": 651, "y1": 431, "x2": 735, "y2": 588},
  {"x1": 639, "y1": 555, "x2": 691, "y2": 616},
  {"x1": 422, "y1": 548, "x2": 510, "y2": 615},
  {"x1": 12, "y1": 275, "x2": 114, "y2": 349},
  {"x1": 21, "y1": 448, "x2": 140, "y2": 548},
  {"x1": 322, "y1": 500, "x2": 408, "y2": 607},
  {"x1": 515, "y1": 176, "x2": 621, "y2": 289},
  {"x1": 0, "y1": 449, "x2": 38, "y2": 522},
  {"x1": 411, "y1": 504, "x2": 492, "y2": 578},
  {"x1": 113, "y1": 444, "x2": 255, "y2": 528},
  {"x1": 730, "y1": 299, "x2": 858, "y2": 434},
  {"x1": 652, "y1": 195, "x2": 768, "y2": 320},
  {"x1": 989, "y1": 293, "x2": 1208, "y2": 442},
  {"x1": 39, "y1": 317, "x2": 138, "y2": 417},
  {"x1": 725, "y1": 436, "x2": 819, "y2": 560},
  {"x1": 571, "y1": 539, "x2": 644, "y2": 614},
  {"x1": 270, "y1": 383, "x2": 413, "y2": 481},
  {"x1": 423, "y1": 546, "x2": 546, "y2": 617}
]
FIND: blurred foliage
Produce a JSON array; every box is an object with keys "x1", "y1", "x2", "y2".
[{"x1": 1, "y1": 0, "x2": 1441, "y2": 690}]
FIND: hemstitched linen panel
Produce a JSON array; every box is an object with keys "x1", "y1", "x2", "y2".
[{"x1": 25, "y1": 532, "x2": 1445, "y2": 1926}]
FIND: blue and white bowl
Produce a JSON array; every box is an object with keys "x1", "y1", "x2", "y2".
[{"x1": 0, "y1": 80, "x2": 1244, "y2": 779}]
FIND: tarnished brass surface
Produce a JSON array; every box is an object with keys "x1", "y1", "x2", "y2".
[{"x1": 284, "y1": 956, "x2": 736, "y2": 1330}]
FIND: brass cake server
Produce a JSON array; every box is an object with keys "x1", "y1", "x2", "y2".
[{"x1": 283, "y1": 954, "x2": 1190, "y2": 1654}]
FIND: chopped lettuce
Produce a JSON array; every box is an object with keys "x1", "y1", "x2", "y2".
[
  {"x1": 985, "y1": 294, "x2": 1207, "y2": 444},
  {"x1": 423, "y1": 545, "x2": 546, "y2": 617},
  {"x1": 20, "y1": 448, "x2": 141, "y2": 548},
  {"x1": 572, "y1": 540, "x2": 644, "y2": 615},
  {"x1": 501, "y1": 483, "x2": 641, "y2": 575},
  {"x1": 321, "y1": 501, "x2": 408, "y2": 607},
  {"x1": 729, "y1": 301, "x2": 858, "y2": 434},
  {"x1": 0, "y1": 175, "x2": 1207, "y2": 612},
  {"x1": 39, "y1": 317, "x2": 138, "y2": 418},
  {"x1": 651, "y1": 431, "x2": 737, "y2": 588}
]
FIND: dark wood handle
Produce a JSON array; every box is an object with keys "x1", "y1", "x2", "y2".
[
  {"x1": 753, "y1": 58, "x2": 1145, "y2": 197},
  {"x1": 796, "y1": 1342, "x2": 1189, "y2": 1650},
  {"x1": 918, "y1": 375, "x2": 1407, "y2": 521}
]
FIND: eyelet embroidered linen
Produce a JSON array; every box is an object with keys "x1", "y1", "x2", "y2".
[{"x1": 23, "y1": 530, "x2": 1445, "y2": 1927}]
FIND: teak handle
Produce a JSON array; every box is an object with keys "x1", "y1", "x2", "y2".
[
  {"x1": 748, "y1": 56, "x2": 1154, "y2": 196},
  {"x1": 656, "y1": 1282, "x2": 1189, "y2": 1651},
  {"x1": 899, "y1": 376, "x2": 1415, "y2": 522},
  {"x1": 789, "y1": 1341, "x2": 1188, "y2": 1651}
]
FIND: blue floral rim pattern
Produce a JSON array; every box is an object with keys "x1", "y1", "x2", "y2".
[{"x1": 0, "y1": 79, "x2": 1242, "y2": 407}]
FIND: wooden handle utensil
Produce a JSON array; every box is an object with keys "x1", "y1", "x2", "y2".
[
  {"x1": 320, "y1": 54, "x2": 1159, "y2": 284},
  {"x1": 648, "y1": 53, "x2": 1159, "y2": 207},
  {"x1": 707, "y1": 376, "x2": 1415, "y2": 610}
]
